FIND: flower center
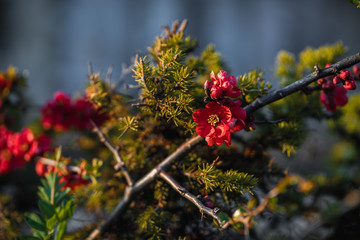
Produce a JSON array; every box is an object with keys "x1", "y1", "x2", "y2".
[{"x1": 207, "y1": 114, "x2": 220, "y2": 126}]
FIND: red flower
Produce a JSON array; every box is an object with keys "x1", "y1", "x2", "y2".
[
  {"x1": 36, "y1": 134, "x2": 52, "y2": 155},
  {"x1": 353, "y1": 65, "x2": 360, "y2": 79},
  {"x1": 41, "y1": 91, "x2": 107, "y2": 132},
  {"x1": 41, "y1": 91, "x2": 74, "y2": 131},
  {"x1": 192, "y1": 102, "x2": 232, "y2": 146},
  {"x1": 0, "y1": 126, "x2": 38, "y2": 174},
  {"x1": 222, "y1": 99, "x2": 247, "y2": 132},
  {"x1": 73, "y1": 97, "x2": 108, "y2": 130},
  {"x1": 320, "y1": 86, "x2": 348, "y2": 112},
  {"x1": 205, "y1": 70, "x2": 241, "y2": 99}
]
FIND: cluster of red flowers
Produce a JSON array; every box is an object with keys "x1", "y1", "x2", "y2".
[
  {"x1": 0, "y1": 126, "x2": 38, "y2": 174},
  {"x1": 41, "y1": 91, "x2": 108, "y2": 132},
  {"x1": 318, "y1": 64, "x2": 358, "y2": 112},
  {"x1": 35, "y1": 160, "x2": 90, "y2": 190},
  {"x1": 193, "y1": 70, "x2": 247, "y2": 146}
]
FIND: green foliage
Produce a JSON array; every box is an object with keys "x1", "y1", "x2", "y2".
[
  {"x1": 136, "y1": 206, "x2": 170, "y2": 240},
  {"x1": 18, "y1": 172, "x2": 74, "y2": 240},
  {"x1": 0, "y1": 195, "x2": 23, "y2": 239},
  {"x1": 298, "y1": 42, "x2": 345, "y2": 73},
  {"x1": 275, "y1": 42, "x2": 346, "y2": 85},
  {"x1": 330, "y1": 94, "x2": 360, "y2": 135},
  {"x1": 187, "y1": 161, "x2": 257, "y2": 194},
  {"x1": 237, "y1": 69, "x2": 272, "y2": 104},
  {"x1": 348, "y1": 0, "x2": 360, "y2": 7},
  {"x1": 133, "y1": 52, "x2": 197, "y2": 132}
]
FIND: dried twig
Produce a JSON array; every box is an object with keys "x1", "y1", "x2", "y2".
[
  {"x1": 90, "y1": 120, "x2": 133, "y2": 186},
  {"x1": 159, "y1": 170, "x2": 225, "y2": 229}
]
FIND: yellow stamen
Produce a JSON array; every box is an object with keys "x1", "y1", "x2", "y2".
[{"x1": 207, "y1": 114, "x2": 220, "y2": 126}]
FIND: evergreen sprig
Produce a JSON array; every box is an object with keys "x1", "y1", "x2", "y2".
[
  {"x1": 136, "y1": 206, "x2": 169, "y2": 240},
  {"x1": 237, "y1": 69, "x2": 272, "y2": 104},
  {"x1": 189, "y1": 162, "x2": 258, "y2": 194},
  {"x1": 133, "y1": 45, "x2": 196, "y2": 132}
]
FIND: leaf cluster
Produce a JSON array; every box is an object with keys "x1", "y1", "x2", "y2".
[{"x1": 18, "y1": 172, "x2": 74, "y2": 240}]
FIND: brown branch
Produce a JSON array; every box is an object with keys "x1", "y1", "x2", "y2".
[
  {"x1": 87, "y1": 135, "x2": 203, "y2": 240},
  {"x1": 243, "y1": 52, "x2": 360, "y2": 115},
  {"x1": 158, "y1": 170, "x2": 225, "y2": 229},
  {"x1": 90, "y1": 120, "x2": 133, "y2": 187}
]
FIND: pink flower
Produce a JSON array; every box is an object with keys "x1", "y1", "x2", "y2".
[
  {"x1": 205, "y1": 70, "x2": 241, "y2": 99},
  {"x1": 192, "y1": 102, "x2": 232, "y2": 146}
]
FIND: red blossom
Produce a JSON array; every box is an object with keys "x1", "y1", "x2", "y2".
[
  {"x1": 0, "y1": 126, "x2": 38, "y2": 174},
  {"x1": 318, "y1": 66, "x2": 355, "y2": 111},
  {"x1": 73, "y1": 97, "x2": 108, "y2": 130},
  {"x1": 222, "y1": 99, "x2": 247, "y2": 132},
  {"x1": 320, "y1": 86, "x2": 348, "y2": 112},
  {"x1": 41, "y1": 91, "x2": 107, "y2": 132},
  {"x1": 41, "y1": 91, "x2": 74, "y2": 131},
  {"x1": 192, "y1": 102, "x2": 232, "y2": 146},
  {"x1": 205, "y1": 70, "x2": 241, "y2": 99},
  {"x1": 353, "y1": 64, "x2": 360, "y2": 79}
]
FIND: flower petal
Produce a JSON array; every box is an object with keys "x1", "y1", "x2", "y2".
[
  {"x1": 196, "y1": 124, "x2": 215, "y2": 137},
  {"x1": 192, "y1": 108, "x2": 211, "y2": 123}
]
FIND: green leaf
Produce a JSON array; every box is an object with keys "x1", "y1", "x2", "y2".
[
  {"x1": 33, "y1": 231, "x2": 47, "y2": 239},
  {"x1": 54, "y1": 221, "x2": 67, "y2": 240},
  {"x1": 55, "y1": 147, "x2": 62, "y2": 162},
  {"x1": 25, "y1": 213, "x2": 47, "y2": 232},
  {"x1": 54, "y1": 190, "x2": 69, "y2": 207},
  {"x1": 39, "y1": 200, "x2": 55, "y2": 219},
  {"x1": 46, "y1": 215, "x2": 57, "y2": 230}
]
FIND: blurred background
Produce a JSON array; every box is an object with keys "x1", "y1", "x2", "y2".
[{"x1": 0, "y1": 0, "x2": 359, "y2": 172}]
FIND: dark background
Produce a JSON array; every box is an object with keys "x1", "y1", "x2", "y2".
[
  {"x1": 1, "y1": 0, "x2": 359, "y2": 103},
  {"x1": 1, "y1": 0, "x2": 359, "y2": 173}
]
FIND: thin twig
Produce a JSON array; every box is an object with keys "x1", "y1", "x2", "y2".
[
  {"x1": 90, "y1": 120, "x2": 133, "y2": 187},
  {"x1": 106, "y1": 64, "x2": 114, "y2": 85},
  {"x1": 88, "y1": 62, "x2": 93, "y2": 76},
  {"x1": 114, "y1": 55, "x2": 138, "y2": 90},
  {"x1": 158, "y1": 170, "x2": 225, "y2": 229}
]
